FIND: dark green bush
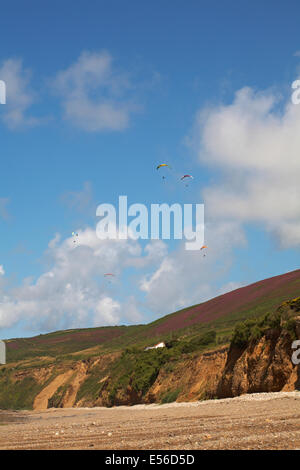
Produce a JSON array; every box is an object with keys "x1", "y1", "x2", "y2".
[
  {"x1": 48, "y1": 385, "x2": 66, "y2": 408},
  {"x1": 176, "y1": 330, "x2": 216, "y2": 353},
  {"x1": 285, "y1": 318, "x2": 297, "y2": 340},
  {"x1": 160, "y1": 388, "x2": 181, "y2": 404},
  {"x1": 232, "y1": 310, "x2": 286, "y2": 348}
]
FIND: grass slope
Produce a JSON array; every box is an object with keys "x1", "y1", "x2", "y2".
[{"x1": 4, "y1": 269, "x2": 300, "y2": 363}]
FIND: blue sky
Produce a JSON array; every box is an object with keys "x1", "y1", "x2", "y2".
[{"x1": 0, "y1": 0, "x2": 300, "y2": 339}]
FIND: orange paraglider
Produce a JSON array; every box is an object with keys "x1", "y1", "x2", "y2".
[{"x1": 200, "y1": 245, "x2": 208, "y2": 257}]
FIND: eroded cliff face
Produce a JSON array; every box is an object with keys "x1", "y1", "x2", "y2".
[
  {"x1": 1, "y1": 323, "x2": 299, "y2": 410},
  {"x1": 35, "y1": 332, "x2": 298, "y2": 408},
  {"x1": 217, "y1": 328, "x2": 300, "y2": 398},
  {"x1": 145, "y1": 346, "x2": 228, "y2": 403},
  {"x1": 88, "y1": 323, "x2": 299, "y2": 405},
  {"x1": 70, "y1": 346, "x2": 229, "y2": 407},
  {"x1": 145, "y1": 329, "x2": 299, "y2": 403}
]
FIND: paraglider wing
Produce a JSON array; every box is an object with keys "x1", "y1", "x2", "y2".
[
  {"x1": 200, "y1": 245, "x2": 208, "y2": 257},
  {"x1": 156, "y1": 164, "x2": 170, "y2": 170},
  {"x1": 104, "y1": 273, "x2": 115, "y2": 284},
  {"x1": 180, "y1": 174, "x2": 193, "y2": 180},
  {"x1": 156, "y1": 164, "x2": 172, "y2": 181},
  {"x1": 72, "y1": 232, "x2": 79, "y2": 244},
  {"x1": 180, "y1": 174, "x2": 194, "y2": 187}
]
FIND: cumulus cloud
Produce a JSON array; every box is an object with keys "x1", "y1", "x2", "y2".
[
  {"x1": 94, "y1": 297, "x2": 121, "y2": 326},
  {"x1": 0, "y1": 266, "x2": 4, "y2": 276},
  {"x1": 189, "y1": 86, "x2": 300, "y2": 248},
  {"x1": 122, "y1": 296, "x2": 143, "y2": 323},
  {"x1": 0, "y1": 58, "x2": 40, "y2": 129},
  {"x1": 0, "y1": 227, "x2": 168, "y2": 332},
  {"x1": 0, "y1": 214, "x2": 246, "y2": 332},
  {"x1": 139, "y1": 221, "x2": 245, "y2": 315},
  {"x1": 53, "y1": 51, "x2": 138, "y2": 132},
  {"x1": 217, "y1": 281, "x2": 245, "y2": 296}
]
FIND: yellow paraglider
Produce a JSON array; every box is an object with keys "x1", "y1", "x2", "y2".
[
  {"x1": 156, "y1": 164, "x2": 170, "y2": 170},
  {"x1": 156, "y1": 164, "x2": 171, "y2": 181}
]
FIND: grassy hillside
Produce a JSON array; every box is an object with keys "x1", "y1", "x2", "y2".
[
  {"x1": 4, "y1": 269, "x2": 300, "y2": 363},
  {"x1": 0, "y1": 271, "x2": 299, "y2": 410}
]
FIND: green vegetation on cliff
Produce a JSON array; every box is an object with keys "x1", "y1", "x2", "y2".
[
  {"x1": 231, "y1": 297, "x2": 300, "y2": 347},
  {"x1": 0, "y1": 271, "x2": 299, "y2": 410}
]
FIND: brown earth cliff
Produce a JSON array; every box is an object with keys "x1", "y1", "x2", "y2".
[
  {"x1": 1, "y1": 296, "x2": 300, "y2": 410},
  {"x1": 29, "y1": 327, "x2": 299, "y2": 410}
]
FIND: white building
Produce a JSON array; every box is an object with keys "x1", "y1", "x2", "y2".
[{"x1": 144, "y1": 341, "x2": 166, "y2": 351}]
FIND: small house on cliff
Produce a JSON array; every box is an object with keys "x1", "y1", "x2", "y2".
[{"x1": 144, "y1": 341, "x2": 166, "y2": 351}]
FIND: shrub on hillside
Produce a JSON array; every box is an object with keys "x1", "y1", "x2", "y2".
[
  {"x1": 231, "y1": 307, "x2": 295, "y2": 348},
  {"x1": 176, "y1": 330, "x2": 216, "y2": 353},
  {"x1": 160, "y1": 388, "x2": 181, "y2": 404},
  {"x1": 285, "y1": 318, "x2": 297, "y2": 340}
]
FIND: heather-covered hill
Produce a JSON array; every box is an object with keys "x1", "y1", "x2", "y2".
[
  {"x1": 146, "y1": 269, "x2": 300, "y2": 336},
  {"x1": 0, "y1": 295, "x2": 299, "y2": 410},
  {"x1": 4, "y1": 270, "x2": 300, "y2": 363}
]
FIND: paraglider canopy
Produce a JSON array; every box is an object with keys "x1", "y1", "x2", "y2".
[
  {"x1": 180, "y1": 174, "x2": 193, "y2": 180},
  {"x1": 180, "y1": 174, "x2": 194, "y2": 187},
  {"x1": 104, "y1": 273, "x2": 115, "y2": 284},
  {"x1": 200, "y1": 245, "x2": 207, "y2": 257},
  {"x1": 72, "y1": 232, "x2": 79, "y2": 243},
  {"x1": 156, "y1": 164, "x2": 171, "y2": 181},
  {"x1": 156, "y1": 164, "x2": 171, "y2": 170}
]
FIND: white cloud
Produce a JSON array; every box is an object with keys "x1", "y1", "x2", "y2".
[
  {"x1": 0, "y1": 227, "x2": 168, "y2": 332},
  {"x1": 217, "y1": 281, "x2": 244, "y2": 296},
  {"x1": 127, "y1": 240, "x2": 168, "y2": 269},
  {"x1": 122, "y1": 296, "x2": 143, "y2": 323},
  {"x1": 53, "y1": 51, "x2": 138, "y2": 132},
  {"x1": 139, "y1": 222, "x2": 245, "y2": 315},
  {"x1": 0, "y1": 216, "x2": 246, "y2": 332},
  {"x1": 0, "y1": 266, "x2": 4, "y2": 276},
  {"x1": 0, "y1": 58, "x2": 39, "y2": 129},
  {"x1": 0, "y1": 206, "x2": 251, "y2": 334},
  {"x1": 94, "y1": 297, "x2": 121, "y2": 326},
  {"x1": 189, "y1": 86, "x2": 300, "y2": 248}
]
